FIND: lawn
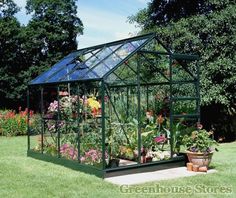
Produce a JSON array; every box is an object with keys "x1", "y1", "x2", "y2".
[{"x1": 0, "y1": 136, "x2": 235, "y2": 198}]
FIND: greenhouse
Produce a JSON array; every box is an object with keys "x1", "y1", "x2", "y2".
[{"x1": 27, "y1": 33, "x2": 200, "y2": 178}]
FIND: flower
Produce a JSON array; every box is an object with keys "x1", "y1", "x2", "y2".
[
  {"x1": 197, "y1": 122, "x2": 203, "y2": 130},
  {"x1": 154, "y1": 135, "x2": 166, "y2": 143},
  {"x1": 156, "y1": 114, "x2": 164, "y2": 125},
  {"x1": 84, "y1": 149, "x2": 102, "y2": 164},
  {"x1": 48, "y1": 100, "x2": 58, "y2": 112},
  {"x1": 60, "y1": 144, "x2": 78, "y2": 160},
  {"x1": 87, "y1": 97, "x2": 101, "y2": 110}
]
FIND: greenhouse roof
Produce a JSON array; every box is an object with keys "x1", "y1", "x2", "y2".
[{"x1": 29, "y1": 33, "x2": 199, "y2": 86}]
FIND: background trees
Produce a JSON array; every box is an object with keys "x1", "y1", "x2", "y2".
[
  {"x1": 129, "y1": 0, "x2": 236, "y2": 141},
  {"x1": 0, "y1": 0, "x2": 83, "y2": 108},
  {"x1": 0, "y1": 0, "x2": 21, "y2": 108}
]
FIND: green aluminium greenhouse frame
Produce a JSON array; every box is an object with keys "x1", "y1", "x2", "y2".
[{"x1": 27, "y1": 33, "x2": 200, "y2": 178}]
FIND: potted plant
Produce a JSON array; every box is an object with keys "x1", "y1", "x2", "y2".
[{"x1": 182, "y1": 125, "x2": 218, "y2": 167}]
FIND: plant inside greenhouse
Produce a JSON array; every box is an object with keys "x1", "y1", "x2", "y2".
[{"x1": 27, "y1": 33, "x2": 200, "y2": 177}]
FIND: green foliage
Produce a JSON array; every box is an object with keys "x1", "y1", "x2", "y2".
[
  {"x1": 0, "y1": 0, "x2": 83, "y2": 109},
  {"x1": 0, "y1": 1, "x2": 22, "y2": 107},
  {"x1": 130, "y1": 1, "x2": 236, "y2": 140},
  {"x1": 182, "y1": 129, "x2": 218, "y2": 153},
  {"x1": 0, "y1": 109, "x2": 35, "y2": 136},
  {"x1": 0, "y1": 0, "x2": 19, "y2": 17}
]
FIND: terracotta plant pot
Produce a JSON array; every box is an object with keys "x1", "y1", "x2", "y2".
[
  {"x1": 198, "y1": 166, "x2": 208, "y2": 172},
  {"x1": 187, "y1": 162, "x2": 193, "y2": 171},
  {"x1": 186, "y1": 151, "x2": 213, "y2": 167},
  {"x1": 192, "y1": 165, "x2": 199, "y2": 172}
]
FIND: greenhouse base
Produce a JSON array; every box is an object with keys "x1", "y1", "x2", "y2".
[{"x1": 27, "y1": 150, "x2": 186, "y2": 178}]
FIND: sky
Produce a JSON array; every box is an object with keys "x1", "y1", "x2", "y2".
[{"x1": 13, "y1": 0, "x2": 150, "y2": 49}]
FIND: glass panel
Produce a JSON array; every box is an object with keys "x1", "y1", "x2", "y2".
[
  {"x1": 30, "y1": 37, "x2": 150, "y2": 84},
  {"x1": 140, "y1": 54, "x2": 170, "y2": 83},
  {"x1": 30, "y1": 57, "x2": 74, "y2": 84},
  {"x1": 47, "y1": 63, "x2": 77, "y2": 83},
  {"x1": 131, "y1": 39, "x2": 147, "y2": 48},
  {"x1": 85, "y1": 53, "x2": 101, "y2": 68},
  {"x1": 28, "y1": 88, "x2": 41, "y2": 151},
  {"x1": 115, "y1": 42, "x2": 136, "y2": 59},
  {"x1": 171, "y1": 59, "x2": 197, "y2": 81},
  {"x1": 86, "y1": 63, "x2": 109, "y2": 78},
  {"x1": 140, "y1": 85, "x2": 171, "y2": 163},
  {"x1": 172, "y1": 83, "x2": 197, "y2": 98},
  {"x1": 105, "y1": 86, "x2": 139, "y2": 168},
  {"x1": 94, "y1": 47, "x2": 112, "y2": 60},
  {"x1": 58, "y1": 85, "x2": 79, "y2": 161},
  {"x1": 103, "y1": 53, "x2": 122, "y2": 70},
  {"x1": 30, "y1": 52, "x2": 80, "y2": 84},
  {"x1": 172, "y1": 119, "x2": 199, "y2": 154},
  {"x1": 109, "y1": 44, "x2": 122, "y2": 51},
  {"x1": 79, "y1": 85, "x2": 103, "y2": 169},
  {"x1": 86, "y1": 40, "x2": 146, "y2": 79},
  {"x1": 173, "y1": 100, "x2": 197, "y2": 115},
  {"x1": 142, "y1": 37, "x2": 168, "y2": 53},
  {"x1": 62, "y1": 63, "x2": 100, "y2": 81},
  {"x1": 82, "y1": 49, "x2": 100, "y2": 61}
]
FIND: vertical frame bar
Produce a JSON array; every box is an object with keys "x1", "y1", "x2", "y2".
[
  {"x1": 101, "y1": 80, "x2": 106, "y2": 169},
  {"x1": 40, "y1": 87, "x2": 44, "y2": 154},
  {"x1": 196, "y1": 60, "x2": 201, "y2": 123},
  {"x1": 77, "y1": 83, "x2": 81, "y2": 162},
  {"x1": 27, "y1": 86, "x2": 30, "y2": 151},
  {"x1": 57, "y1": 85, "x2": 61, "y2": 158},
  {"x1": 169, "y1": 56, "x2": 174, "y2": 158},
  {"x1": 126, "y1": 87, "x2": 129, "y2": 119},
  {"x1": 137, "y1": 53, "x2": 141, "y2": 164},
  {"x1": 146, "y1": 85, "x2": 149, "y2": 111}
]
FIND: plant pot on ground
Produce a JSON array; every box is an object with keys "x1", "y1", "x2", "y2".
[
  {"x1": 186, "y1": 151, "x2": 214, "y2": 167},
  {"x1": 182, "y1": 127, "x2": 218, "y2": 168}
]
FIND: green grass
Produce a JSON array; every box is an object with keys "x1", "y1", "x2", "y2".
[{"x1": 0, "y1": 136, "x2": 235, "y2": 198}]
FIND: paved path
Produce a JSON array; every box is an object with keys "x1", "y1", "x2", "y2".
[{"x1": 105, "y1": 167, "x2": 217, "y2": 185}]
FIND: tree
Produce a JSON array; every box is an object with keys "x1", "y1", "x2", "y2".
[
  {"x1": 13, "y1": 0, "x2": 83, "y2": 108},
  {"x1": 0, "y1": 0, "x2": 83, "y2": 109},
  {"x1": 0, "y1": 0, "x2": 22, "y2": 108},
  {"x1": 22, "y1": 0, "x2": 83, "y2": 74},
  {"x1": 25, "y1": 0, "x2": 83, "y2": 56},
  {"x1": 146, "y1": 0, "x2": 209, "y2": 27},
  {"x1": 130, "y1": 1, "x2": 236, "y2": 141},
  {"x1": 0, "y1": 0, "x2": 19, "y2": 17},
  {"x1": 130, "y1": 0, "x2": 234, "y2": 28}
]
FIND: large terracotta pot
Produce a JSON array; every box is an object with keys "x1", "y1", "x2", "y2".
[{"x1": 186, "y1": 151, "x2": 214, "y2": 167}]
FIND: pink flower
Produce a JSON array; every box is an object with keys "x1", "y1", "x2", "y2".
[
  {"x1": 197, "y1": 123, "x2": 203, "y2": 130},
  {"x1": 80, "y1": 157, "x2": 85, "y2": 162},
  {"x1": 154, "y1": 135, "x2": 166, "y2": 143}
]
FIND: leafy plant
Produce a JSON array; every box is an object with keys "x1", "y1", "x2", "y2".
[
  {"x1": 0, "y1": 108, "x2": 35, "y2": 136},
  {"x1": 182, "y1": 129, "x2": 218, "y2": 153}
]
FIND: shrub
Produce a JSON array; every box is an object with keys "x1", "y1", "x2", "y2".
[{"x1": 0, "y1": 107, "x2": 35, "y2": 136}]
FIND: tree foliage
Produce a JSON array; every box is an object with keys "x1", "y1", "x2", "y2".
[
  {"x1": 0, "y1": 0, "x2": 19, "y2": 17},
  {"x1": 0, "y1": 0, "x2": 83, "y2": 108},
  {"x1": 130, "y1": 0, "x2": 236, "y2": 140},
  {"x1": 0, "y1": 0, "x2": 22, "y2": 107}
]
